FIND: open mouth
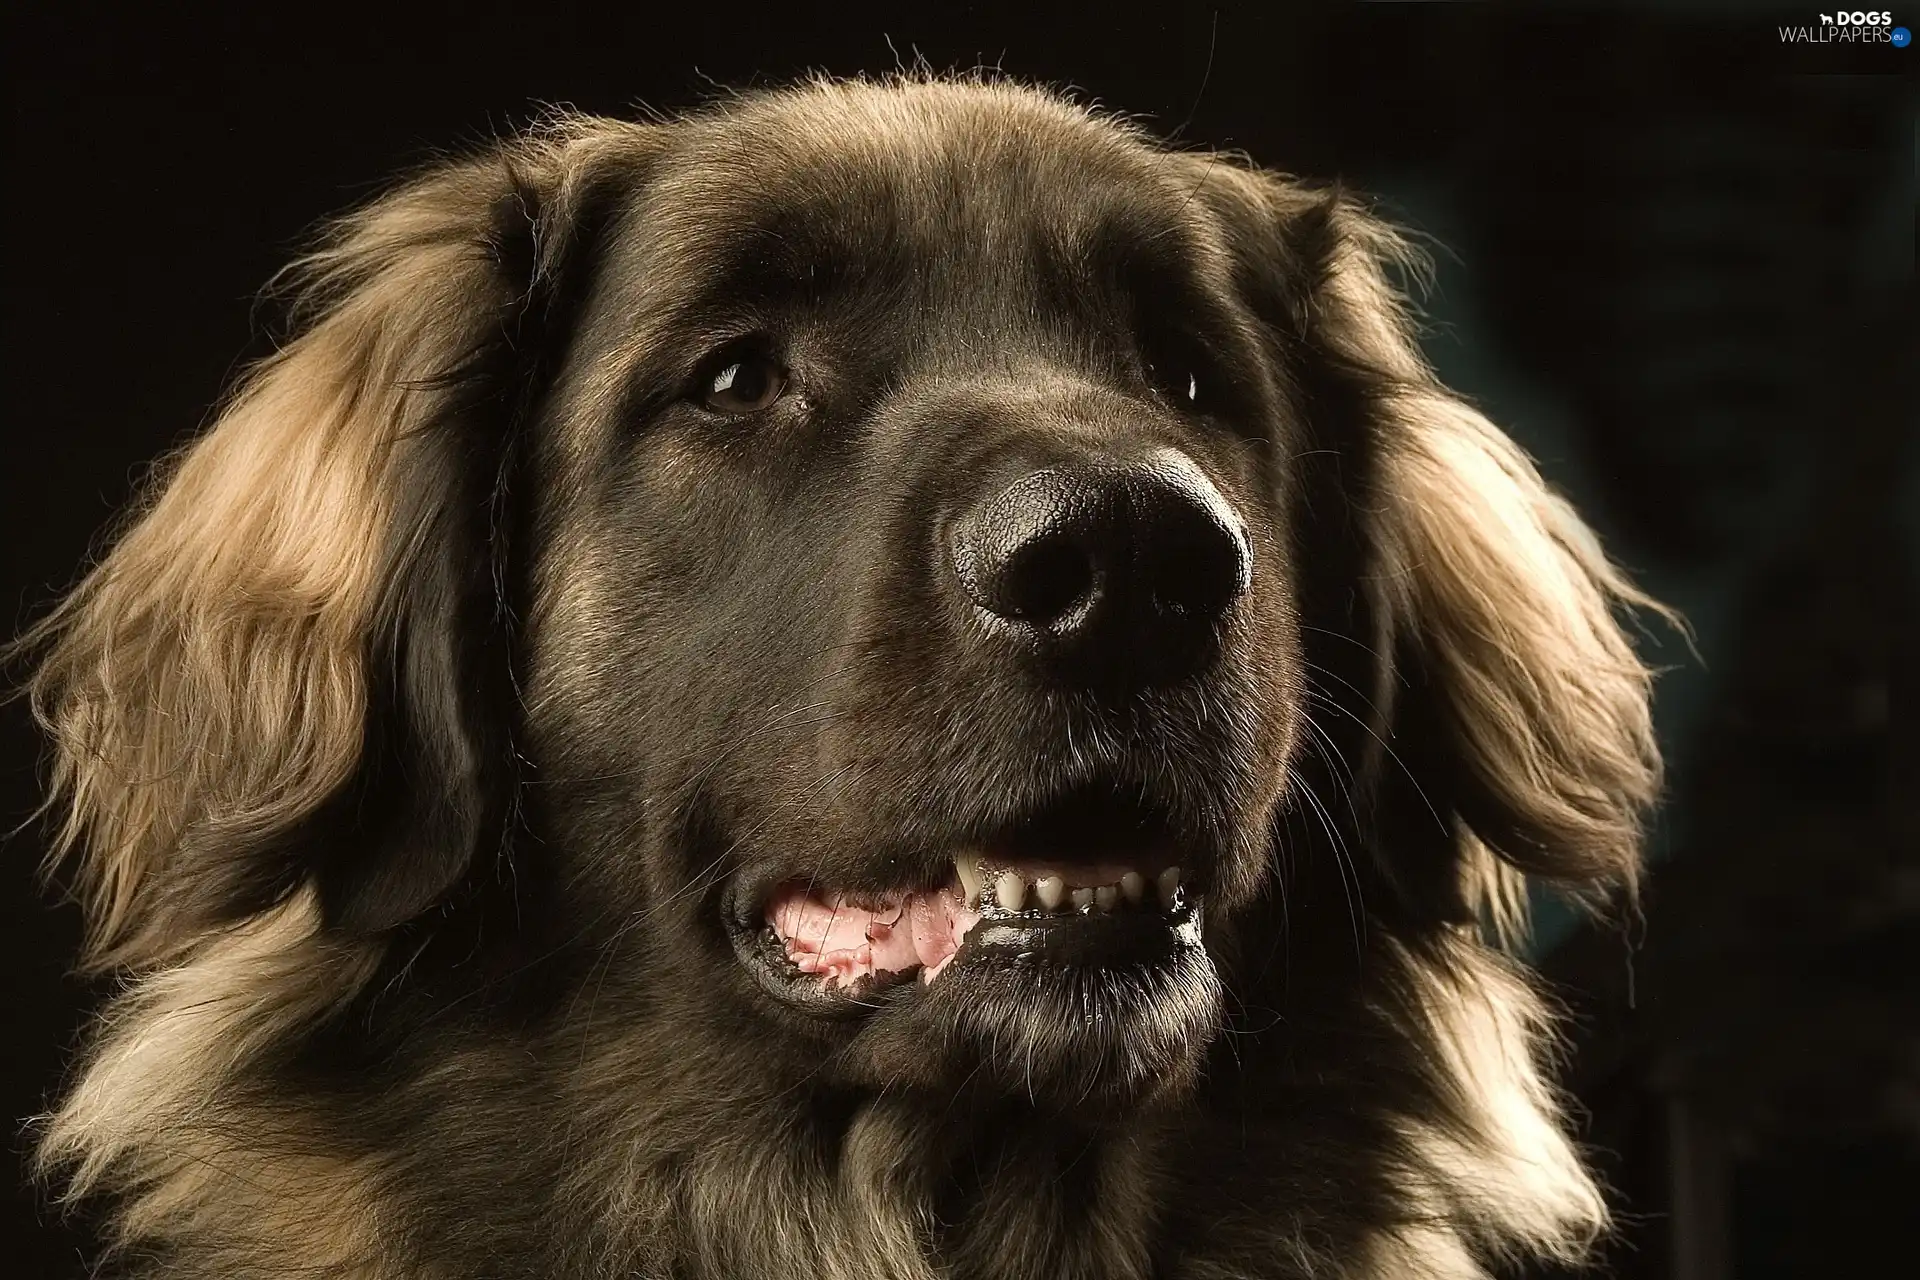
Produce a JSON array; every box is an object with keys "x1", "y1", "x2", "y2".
[
  {"x1": 766, "y1": 855, "x2": 1194, "y2": 988},
  {"x1": 735, "y1": 788, "x2": 1206, "y2": 1008}
]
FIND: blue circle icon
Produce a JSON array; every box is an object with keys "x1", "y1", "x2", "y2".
[{"x1": 1893, "y1": 26, "x2": 1912, "y2": 46}]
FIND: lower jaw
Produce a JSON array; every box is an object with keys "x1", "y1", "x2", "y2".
[{"x1": 831, "y1": 927, "x2": 1225, "y2": 1110}]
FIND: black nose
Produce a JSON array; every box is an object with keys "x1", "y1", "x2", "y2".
[{"x1": 948, "y1": 452, "x2": 1251, "y2": 686}]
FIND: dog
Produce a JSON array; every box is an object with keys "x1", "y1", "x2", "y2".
[{"x1": 15, "y1": 75, "x2": 1666, "y2": 1279}]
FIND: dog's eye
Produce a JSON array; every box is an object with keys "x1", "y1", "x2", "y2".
[
  {"x1": 699, "y1": 354, "x2": 788, "y2": 414},
  {"x1": 1147, "y1": 360, "x2": 1205, "y2": 409}
]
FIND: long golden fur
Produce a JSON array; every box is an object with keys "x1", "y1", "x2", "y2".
[{"x1": 16, "y1": 76, "x2": 1667, "y2": 1279}]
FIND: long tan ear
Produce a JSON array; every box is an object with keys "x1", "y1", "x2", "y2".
[
  {"x1": 1311, "y1": 194, "x2": 1675, "y2": 929},
  {"x1": 1186, "y1": 161, "x2": 1672, "y2": 934},
  {"x1": 11, "y1": 117, "x2": 659, "y2": 972},
  {"x1": 1376, "y1": 393, "x2": 1666, "y2": 880}
]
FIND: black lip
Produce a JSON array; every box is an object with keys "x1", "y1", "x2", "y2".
[
  {"x1": 953, "y1": 895, "x2": 1203, "y2": 969},
  {"x1": 734, "y1": 920, "x2": 919, "y2": 1018}
]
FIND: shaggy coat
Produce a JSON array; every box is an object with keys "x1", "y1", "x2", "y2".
[{"x1": 17, "y1": 77, "x2": 1665, "y2": 1279}]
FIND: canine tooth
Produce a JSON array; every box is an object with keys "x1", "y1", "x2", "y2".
[
  {"x1": 1070, "y1": 886, "x2": 1095, "y2": 911},
  {"x1": 955, "y1": 856, "x2": 984, "y2": 907},
  {"x1": 1120, "y1": 871, "x2": 1146, "y2": 905},
  {"x1": 1035, "y1": 875, "x2": 1066, "y2": 911},
  {"x1": 1156, "y1": 866, "x2": 1182, "y2": 910},
  {"x1": 1094, "y1": 884, "x2": 1118, "y2": 911},
  {"x1": 995, "y1": 871, "x2": 1027, "y2": 912}
]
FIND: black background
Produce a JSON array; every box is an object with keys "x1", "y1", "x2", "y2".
[{"x1": 6, "y1": 4, "x2": 1913, "y2": 1277}]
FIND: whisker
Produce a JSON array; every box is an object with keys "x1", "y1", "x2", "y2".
[
  {"x1": 1288, "y1": 762, "x2": 1366, "y2": 962},
  {"x1": 1301, "y1": 684, "x2": 1448, "y2": 838}
]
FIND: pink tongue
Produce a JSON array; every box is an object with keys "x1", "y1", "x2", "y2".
[{"x1": 768, "y1": 884, "x2": 983, "y2": 989}]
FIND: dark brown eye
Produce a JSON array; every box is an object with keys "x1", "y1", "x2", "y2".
[
  {"x1": 1147, "y1": 360, "x2": 1204, "y2": 409},
  {"x1": 700, "y1": 353, "x2": 788, "y2": 414}
]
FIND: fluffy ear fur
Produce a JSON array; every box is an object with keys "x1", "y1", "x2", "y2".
[
  {"x1": 11, "y1": 118, "x2": 658, "y2": 970},
  {"x1": 1368, "y1": 383, "x2": 1669, "y2": 933},
  {"x1": 1322, "y1": 203, "x2": 1670, "y2": 931},
  {"x1": 1192, "y1": 160, "x2": 1672, "y2": 940}
]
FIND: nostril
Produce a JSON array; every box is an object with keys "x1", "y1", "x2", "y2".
[
  {"x1": 1000, "y1": 535, "x2": 1097, "y2": 626},
  {"x1": 1142, "y1": 516, "x2": 1251, "y2": 625},
  {"x1": 948, "y1": 466, "x2": 1108, "y2": 626}
]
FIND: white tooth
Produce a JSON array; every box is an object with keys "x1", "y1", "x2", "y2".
[
  {"x1": 1070, "y1": 886, "x2": 1095, "y2": 911},
  {"x1": 1094, "y1": 884, "x2": 1118, "y2": 912},
  {"x1": 955, "y1": 856, "x2": 983, "y2": 907},
  {"x1": 995, "y1": 871, "x2": 1027, "y2": 912},
  {"x1": 1035, "y1": 875, "x2": 1066, "y2": 911},
  {"x1": 1120, "y1": 871, "x2": 1146, "y2": 905},
  {"x1": 1156, "y1": 866, "x2": 1182, "y2": 910}
]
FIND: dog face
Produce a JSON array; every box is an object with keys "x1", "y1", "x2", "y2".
[
  {"x1": 21, "y1": 78, "x2": 1665, "y2": 1277},
  {"x1": 526, "y1": 87, "x2": 1306, "y2": 1107}
]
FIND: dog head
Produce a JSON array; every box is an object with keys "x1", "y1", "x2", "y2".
[{"x1": 21, "y1": 76, "x2": 1663, "y2": 1265}]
